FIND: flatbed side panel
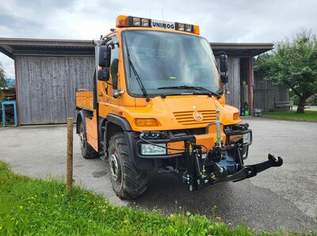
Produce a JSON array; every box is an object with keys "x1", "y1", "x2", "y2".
[
  {"x1": 76, "y1": 90, "x2": 94, "y2": 111},
  {"x1": 85, "y1": 111, "x2": 98, "y2": 151}
]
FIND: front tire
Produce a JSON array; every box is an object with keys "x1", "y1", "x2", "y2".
[{"x1": 108, "y1": 133, "x2": 148, "y2": 199}]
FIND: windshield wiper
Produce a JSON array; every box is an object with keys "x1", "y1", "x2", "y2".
[
  {"x1": 123, "y1": 35, "x2": 150, "y2": 102},
  {"x1": 157, "y1": 85, "x2": 220, "y2": 97}
]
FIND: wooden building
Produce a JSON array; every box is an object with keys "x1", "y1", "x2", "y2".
[
  {"x1": 0, "y1": 37, "x2": 285, "y2": 125},
  {"x1": 0, "y1": 38, "x2": 94, "y2": 124}
]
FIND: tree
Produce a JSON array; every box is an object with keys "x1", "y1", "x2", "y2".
[
  {"x1": 0, "y1": 62, "x2": 6, "y2": 88},
  {"x1": 255, "y1": 31, "x2": 317, "y2": 113}
]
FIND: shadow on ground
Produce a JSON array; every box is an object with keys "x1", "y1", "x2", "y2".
[{"x1": 129, "y1": 172, "x2": 317, "y2": 231}]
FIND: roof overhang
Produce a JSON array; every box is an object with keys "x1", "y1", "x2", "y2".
[
  {"x1": 0, "y1": 38, "x2": 95, "y2": 58},
  {"x1": 0, "y1": 37, "x2": 273, "y2": 59},
  {"x1": 211, "y1": 42, "x2": 273, "y2": 57}
]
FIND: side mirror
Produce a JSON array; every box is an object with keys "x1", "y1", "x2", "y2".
[
  {"x1": 97, "y1": 46, "x2": 111, "y2": 81},
  {"x1": 219, "y1": 53, "x2": 228, "y2": 73},
  {"x1": 219, "y1": 53, "x2": 229, "y2": 84},
  {"x1": 98, "y1": 46, "x2": 111, "y2": 67},
  {"x1": 98, "y1": 67, "x2": 109, "y2": 81}
]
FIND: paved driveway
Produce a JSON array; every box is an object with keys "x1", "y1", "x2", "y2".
[{"x1": 0, "y1": 118, "x2": 316, "y2": 231}]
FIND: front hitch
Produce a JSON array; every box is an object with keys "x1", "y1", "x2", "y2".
[
  {"x1": 162, "y1": 131, "x2": 284, "y2": 191},
  {"x1": 221, "y1": 153, "x2": 283, "y2": 183},
  {"x1": 182, "y1": 150, "x2": 283, "y2": 191}
]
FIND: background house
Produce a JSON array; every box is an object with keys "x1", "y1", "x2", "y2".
[{"x1": 0, "y1": 37, "x2": 288, "y2": 125}]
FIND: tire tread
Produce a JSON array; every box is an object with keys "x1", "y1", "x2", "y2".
[{"x1": 109, "y1": 133, "x2": 148, "y2": 199}]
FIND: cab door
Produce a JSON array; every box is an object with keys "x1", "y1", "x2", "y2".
[{"x1": 98, "y1": 36, "x2": 120, "y2": 116}]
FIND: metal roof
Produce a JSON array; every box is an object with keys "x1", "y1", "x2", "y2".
[
  {"x1": 0, "y1": 37, "x2": 273, "y2": 59},
  {"x1": 0, "y1": 37, "x2": 94, "y2": 58},
  {"x1": 211, "y1": 42, "x2": 273, "y2": 57},
  {"x1": 0, "y1": 37, "x2": 94, "y2": 47}
]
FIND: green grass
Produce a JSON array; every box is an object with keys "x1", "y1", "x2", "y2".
[
  {"x1": 0, "y1": 161, "x2": 314, "y2": 236},
  {"x1": 262, "y1": 111, "x2": 317, "y2": 122}
]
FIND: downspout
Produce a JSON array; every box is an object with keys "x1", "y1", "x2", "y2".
[{"x1": 247, "y1": 57, "x2": 254, "y2": 115}]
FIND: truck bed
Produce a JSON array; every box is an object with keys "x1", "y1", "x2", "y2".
[{"x1": 75, "y1": 89, "x2": 94, "y2": 111}]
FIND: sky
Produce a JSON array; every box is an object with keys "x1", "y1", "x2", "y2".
[{"x1": 1, "y1": 0, "x2": 317, "y2": 79}]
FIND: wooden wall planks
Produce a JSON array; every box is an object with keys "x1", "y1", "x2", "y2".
[
  {"x1": 225, "y1": 56, "x2": 240, "y2": 109},
  {"x1": 15, "y1": 55, "x2": 94, "y2": 124}
]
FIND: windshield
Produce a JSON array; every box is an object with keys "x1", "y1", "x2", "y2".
[{"x1": 122, "y1": 30, "x2": 220, "y2": 96}]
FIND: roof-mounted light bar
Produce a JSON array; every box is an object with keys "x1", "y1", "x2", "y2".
[{"x1": 116, "y1": 15, "x2": 200, "y2": 35}]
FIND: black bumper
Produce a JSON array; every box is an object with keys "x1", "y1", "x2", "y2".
[{"x1": 126, "y1": 127, "x2": 252, "y2": 170}]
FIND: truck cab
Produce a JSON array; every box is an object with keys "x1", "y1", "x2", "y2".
[{"x1": 76, "y1": 15, "x2": 282, "y2": 199}]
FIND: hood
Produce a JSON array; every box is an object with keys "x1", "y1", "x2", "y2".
[
  {"x1": 126, "y1": 95, "x2": 224, "y2": 130},
  {"x1": 155, "y1": 95, "x2": 219, "y2": 113}
]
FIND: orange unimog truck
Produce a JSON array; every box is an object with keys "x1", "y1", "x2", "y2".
[{"x1": 76, "y1": 15, "x2": 283, "y2": 199}]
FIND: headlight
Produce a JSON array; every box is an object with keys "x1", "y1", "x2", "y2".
[
  {"x1": 227, "y1": 131, "x2": 252, "y2": 145},
  {"x1": 177, "y1": 23, "x2": 185, "y2": 31},
  {"x1": 141, "y1": 143, "x2": 166, "y2": 155},
  {"x1": 132, "y1": 17, "x2": 141, "y2": 26},
  {"x1": 243, "y1": 132, "x2": 252, "y2": 145},
  {"x1": 184, "y1": 24, "x2": 193, "y2": 32},
  {"x1": 141, "y1": 18, "x2": 150, "y2": 27}
]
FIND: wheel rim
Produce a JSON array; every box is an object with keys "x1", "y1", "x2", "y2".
[{"x1": 110, "y1": 153, "x2": 121, "y2": 182}]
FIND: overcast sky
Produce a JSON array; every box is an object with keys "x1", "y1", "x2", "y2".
[{"x1": 1, "y1": 0, "x2": 317, "y2": 78}]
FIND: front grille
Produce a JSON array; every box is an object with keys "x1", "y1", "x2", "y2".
[{"x1": 173, "y1": 110, "x2": 216, "y2": 125}]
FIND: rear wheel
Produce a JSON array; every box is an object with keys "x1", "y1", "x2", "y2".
[
  {"x1": 79, "y1": 119, "x2": 98, "y2": 159},
  {"x1": 108, "y1": 133, "x2": 148, "y2": 199}
]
